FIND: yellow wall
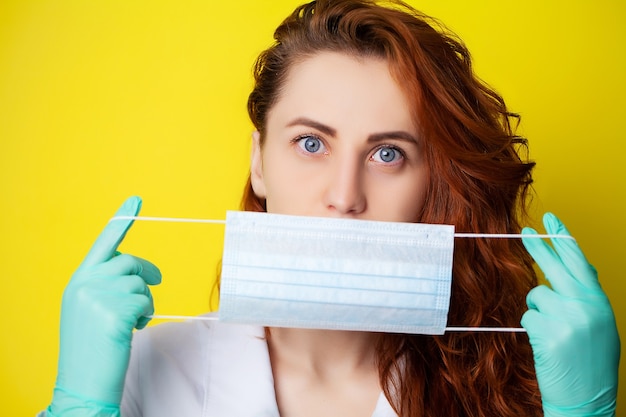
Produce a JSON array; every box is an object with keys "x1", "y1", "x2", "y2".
[{"x1": 1, "y1": 1, "x2": 624, "y2": 414}]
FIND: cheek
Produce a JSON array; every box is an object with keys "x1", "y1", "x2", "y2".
[
  {"x1": 370, "y1": 174, "x2": 428, "y2": 222},
  {"x1": 397, "y1": 188, "x2": 427, "y2": 222},
  {"x1": 261, "y1": 157, "x2": 317, "y2": 214}
]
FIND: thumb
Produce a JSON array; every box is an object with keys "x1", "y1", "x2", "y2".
[{"x1": 78, "y1": 196, "x2": 142, "y2": 270}]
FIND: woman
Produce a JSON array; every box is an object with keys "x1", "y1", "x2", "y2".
[{"x1": 43, "y1": 1, "x2": 619, "y2": 416}]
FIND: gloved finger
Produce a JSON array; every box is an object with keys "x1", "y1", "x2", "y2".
[
  {"x1": 104, "y1": 274, "x2": 153, "y2": 296},
  {"x1": 92, "y1": 289, "x2": 154, "y2": 329},
  {"x1": 521, "y1": 226, "x2": 580, "y2": 297},
  {"x1": 136, "y1": 316, "x2": 151, "y2": 330},
  {"x1": 134, "y1": 288, "x2": 155, "y2": 330},
  {"x1": 542, "y1": 212, "x2": 600, "y2": 292},
  {"x1": 78, "y1": 196, "x2": 142, "y2": 271},
  {"x1": 520, "y1": 307, "x2": 544, "y2": 335},
  {"x1": 96, "y1": 254, "x2": 162, "y2": 285},
  {"x1": 525, "y1": 284, "x2": 565, "y2": 317},
  {"x1": 118, "y1": 293, "x2": 154, "y2": 324},
  {"x1": 520, "y1": 308, "x2": 564, "y2": 357}
]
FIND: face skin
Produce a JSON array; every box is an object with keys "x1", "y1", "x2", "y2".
[{"x1": 251, "y1": 51, "x2": 428, "y2": 223}]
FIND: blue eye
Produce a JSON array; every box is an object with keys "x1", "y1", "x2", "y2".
[
  {"x1": 372, "y1": 146, "x2": 402, "y2": 163},
  {"x1": 296, "y1": 135, "x2": 326, "y2": 154}
]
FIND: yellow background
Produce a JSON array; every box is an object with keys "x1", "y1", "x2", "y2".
[{"x1": 1, "y1": 1, "x2": 624, "y2": 415}]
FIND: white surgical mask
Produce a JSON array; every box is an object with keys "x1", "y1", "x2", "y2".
[
  {"x1": 112, "y1": 210, "x2": 573, "y2": 334},
  {"x1": 219, "y1": 211, "x2": 454, "y2": 335}
]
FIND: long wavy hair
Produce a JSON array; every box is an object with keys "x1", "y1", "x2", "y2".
[{"x1": 242, "y1": 1, "x2": 542, "y2": 416}]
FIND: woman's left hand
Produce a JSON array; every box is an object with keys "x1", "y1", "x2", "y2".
[{"x1": 521, "y1": 213, "x2": 620, "y2": 417}]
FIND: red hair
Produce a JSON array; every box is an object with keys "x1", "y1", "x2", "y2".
[{"x1": 243, "y1": 1, "x2": 542, "y2": 416}]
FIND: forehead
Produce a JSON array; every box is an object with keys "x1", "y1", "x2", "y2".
[{"x1": 267, "y1": 51, "x2": 417, "y2": 134}]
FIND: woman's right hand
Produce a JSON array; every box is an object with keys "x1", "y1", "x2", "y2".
[{"x1": 47, "y1": 196, "x2": 161, "y2": 417}]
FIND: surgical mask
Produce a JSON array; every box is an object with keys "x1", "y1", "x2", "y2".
[
  {"x1": 219, "y1": 211, "x2": 454, "y2": 335},
  {"x1": 112, "y1": 211, "x2": 573, "y2": 334}
]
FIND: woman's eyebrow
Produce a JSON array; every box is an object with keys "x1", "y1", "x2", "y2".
[
  {"x1": 286, "y1": 116, "x2": 418, "y2": 145},
  {"x1": 367, "y1": 131, "x2": 419, "y2": 145},
  {"x1": 286, "y1": 117, "x2": 337, "y2": 137}
]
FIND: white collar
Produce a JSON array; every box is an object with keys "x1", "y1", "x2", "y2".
[{"x1": 202, "y1": 315, "x2": 397, "y2": 417}]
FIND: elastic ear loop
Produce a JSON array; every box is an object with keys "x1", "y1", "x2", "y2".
[{"x1": 111, "y1": 215, "x2": 575, "y2": 333}]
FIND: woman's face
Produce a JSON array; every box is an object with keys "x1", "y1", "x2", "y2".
[{"x1": 251, "y1": 52, "x2": 428, "y2": 222}]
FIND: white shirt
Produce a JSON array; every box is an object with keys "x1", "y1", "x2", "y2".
[{"x1": 121, "y1": 313, "x2": 398, "y2": 417}]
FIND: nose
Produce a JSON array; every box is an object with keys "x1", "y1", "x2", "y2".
[{"x1": 323, "y1": 155, "x2": 366, "y2": 216}]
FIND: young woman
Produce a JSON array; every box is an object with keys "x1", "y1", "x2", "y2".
[{"x1": 43, "y1": 1, "x2": 619, "y2": 416}]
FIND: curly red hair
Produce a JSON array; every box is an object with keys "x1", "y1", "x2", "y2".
[{"x1": 242, "y1": 1, "x2": 542, "y2": 416}]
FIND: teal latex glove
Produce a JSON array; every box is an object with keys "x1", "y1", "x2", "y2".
[
  {"x1": 47, "y1": 197, "x2": 161, "y2": 417},
  {"x1": 521, "y1": 213, "x2": 620, "y2": 417}
]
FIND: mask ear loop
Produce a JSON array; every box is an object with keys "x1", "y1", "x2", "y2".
[
  {"x1": 455, "y1": 232, "x2": 575, "y2": 241},
  {"x1": 109, "y1": 215, "x2": 574, "y2": 333},
  {"x1": 144, "y1": 315, "x2": 530, "y2": 333},
  {"x1": 110, "y1": 215, "x2": 226, "y2": 225}
]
